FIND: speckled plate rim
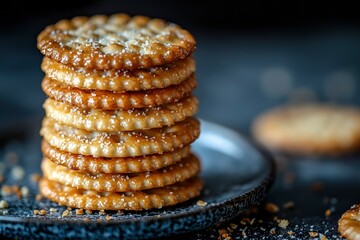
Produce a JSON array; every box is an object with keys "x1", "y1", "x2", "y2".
[{"x1": 0, "y1": 119, "x2": 276, "y2": 239}]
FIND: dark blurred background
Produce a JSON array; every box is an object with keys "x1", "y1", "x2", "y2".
[{"x1": 1, "y1": 0, "x2": 360, "y2": 134}]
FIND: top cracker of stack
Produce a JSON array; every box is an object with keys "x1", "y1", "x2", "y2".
[{"x1": 36, "y1": 13, "x2": 203, "y2": 211}]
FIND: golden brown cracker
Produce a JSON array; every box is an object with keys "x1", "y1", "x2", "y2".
[
  {"x1": 41, "y1": 141, "x2": 190, "y2": 174},
  {"x1": 252, "y1": 104, "x2": 360, "y2": 155},
  {"x1": 40, "y1": 117, "x2": 200, "y2": 157},
  {"x1": 39, "y1": 177, "x2": 203, "y2": 210},
  {"x1": 338, "y1": 204, "x2": 360, "y2": 240},
  {"x1": 43, "y1": 96, "x2": 198, "y2": 131},
  {"x1": 41, "y1": 56, "x2": 195, "y2": 91},
  {"x1": 41, "y1": 154, "x2": 200, "y2": 192},
  {"x1": 41, "y1": 75, "x2": 196, "y2": 110},
  {"x1": 37, "y1": 14, "x2": 195, "y2": 70}
]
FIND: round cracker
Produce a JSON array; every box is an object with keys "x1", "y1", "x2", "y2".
[
  {"x1": 37, "y1": 14, "x2": 196, "y2": 70},
  {"x1": 39, "y1": 177, "x2": 203, "y2": 210},
  {"x1": 41, "y1": 56, "x2": 195, "y2": 91},
  {"x1": 41, "y1": 141, "x2": 190, "y2": 174},
  {"x1": 40, "y1": 117, "x2": 200, "y2": 158},
  {"x1": 41, "y1": 154, "x2": 200, "y2": 192},
  {"x1": 43, "y1": 96, "x2": 198, "y2": 132},
  {"x1": 41, "y1": 75, "x2": 196, "y2": 110},
  {"x1": 338, "y1": 204, "x2": 360, "y2": 240},
  {"x1": 252, "y1": 104, "x2": 360, "y2": 155}
]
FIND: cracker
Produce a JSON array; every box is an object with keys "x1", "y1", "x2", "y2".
[
  {"x1": 41, "y1": 56, "x2": 195, "y2": 91},
  {"x1": 41, "y1": 154, "x2": 200, "y2": 192},
  {"x1": 41, "y1": 141, "x2": 190, "y2": 174},
  {"x1": 41, "y1": 75, "x2": 196, "y2": 110},
  {"x1": 40, "y1": 117, "x2": 200, "y2": 157},
  {"x1": 37, "y1": 14, "x2": 195, "y2": 70},
  {"x1": 43, "y1": 96, "x2": 198, "y2": 132},
  {"x1": 252, "y1": 104, "x2": 360, "y2": 155},
  {"x1": 338, "y1": 204, "x2": 360, "y2": 240},
  {"x1": 39, "y1": 177, "x2": 203, "y2": 210}
]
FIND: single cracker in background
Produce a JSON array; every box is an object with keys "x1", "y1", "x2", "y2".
[
  {"x1": 39, "y1": 177, "x2": 203, "y2": 211},
  {"x1": 41, "y1": 56, "x2": 195, "y2": 92},
  {"x1": 252, "y1": 104, "x2": 360, "y2": 155},
  {"x1": 43, "y1": 95, "x2": 198, "y2": 132},
  {"x1": 41, "y1": 141, "x2": 190, "y2": 174},
  {"x1": 41, "y1": 153, "x2": 200, "y2": 192},
  {"x1": 41, "y1": 75, "x2": 196, "y2": 110},
  {"x1": 338, "y1": 204, "x2": 360, "y2": 240},
  {"x1": 37, "y1": 14, "x2": 196, "y2": 70},
  {"x1": 40, "y1": 117, "x2": 200, "y2": 158}
]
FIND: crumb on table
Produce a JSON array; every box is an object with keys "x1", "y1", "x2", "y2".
[
  {"x1": 278, "y1": 219, "x2": 289, "y2": 229},
  {"x1": 265, "y1": 202, "x2": 279, "y2": 213},
  {"x1": 0, "y1": 200, "x2": 8, "y2": 209},
  {"x1": 62, "y1": 210, "x2": 70, "y2": 217},
  {"x1": 76, "y1": 209, "x2": 84, "y2": 215},
  {"x1": 20, "y1": 186, "x2": 30, "y2": 198},
  {"x1": 11, "y1": 166, "x2": 25, "y2": 181},
  {"x1": 196, "y1": 200, "x2": 207, "y2": 207}
]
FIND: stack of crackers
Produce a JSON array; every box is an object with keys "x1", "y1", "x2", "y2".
[{"x1": 36, "y1": 14, "x2": 203, "y2": 210}]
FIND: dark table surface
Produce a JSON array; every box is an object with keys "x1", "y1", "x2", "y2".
[{"x1": 1, "y1": 1, "x2": 360, "y2": 239}]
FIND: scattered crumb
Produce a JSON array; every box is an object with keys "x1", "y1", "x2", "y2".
[
  {"x1": 85, "y1": 210, "x2": 93, "y2": 214},
  {"x1": 12, "y1": 185, "x2": 21, "y2": 198},
  {"x1": 33, "y1": 210, "x2": 39, "y2": 215},
  {"x1": 84, "y1": 217, "x2": 90, "y2": 222},
  {"x1": 99, "y1": 210, "x2": 106, "y2": 215},
  {"x1": 196, "y1": 200, "x2": 207, "y2": 207},
  {"x1": 240, "y1": 217, "x2": 250, "y2": 225},
  {"x1": 309, "y1": 231, "x2": 319, "y2": 237},
  {"x1": 40, "y1": 209, "x2": 47, "y2": 216},
  {"x1": 218, "y1": 229, "x2": 231, "y2": 240},
  {"x1": 117, "y1": 210, "x2": 124, "y2": 215},
  {"x1": 270, "y1": 228, "x2": 276, "y2": 235},
  {"x1": 241, "y1": 230, "x2": 247, "y2": 237},
  {"x1": 49, "y1": 208, "x2": 57, "y2": 213},
  {"x1": 11, "y1": 166, "x2": 25, "y2": 181},
  {"x1": 0, "y1": 209, "x2": 8, "y2": 215},
  {"x1": 265, "y1": 202, "x2": 279, "y2": 213},
  {"x1": 67, "y1": 207, "x2": 72, "y2": 211},
  {"x1": 0, "y1": 200, "x2": 8, "y2": 209},
  {"x1": 96, "y1": 218, "x2": 102, "y2": 223},
  {"x1": 62, "y1": 210, "x2": 70, "y2": 217},
  {"x1": 310, "y1": 182, "x2": 324, "y2": 192},
  {"x1": 278, "y1": 219, "x2": 289, "y2": 229},
  {"x1": 230, "y1": 223, "x2": 238, "y2": 229},
  {"x1": 319, "y1": 233, "x2": 328, "y2": 240},
  {"x1": 105, "y1": 215, "x2": 112, "y2": 221},
  {"x1": 325, "y1": 209, "x2": 332, "y2": 217},
  {"x1": 20, "y1": 186, "x2": 29, "y2": 198},
  {"x1": 288, "y1": 231, "x2": 295, "y2": 236},
  {"x1": 76, "y1": 209, "x2": 84, "y2": 215},
  {"x1": 283, "y1": 201, "x2": 295, "y2": 210},
  {"x1": 30, "y1": 173, "x2": 41, "y2": 183},
  {"x1": 1, "y1": 185, "x2": 13, "y2": 196}
]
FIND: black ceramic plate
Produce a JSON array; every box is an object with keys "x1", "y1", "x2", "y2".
[{"x1": 0, "y1": 120, "x2": 275, "y2": 240}]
